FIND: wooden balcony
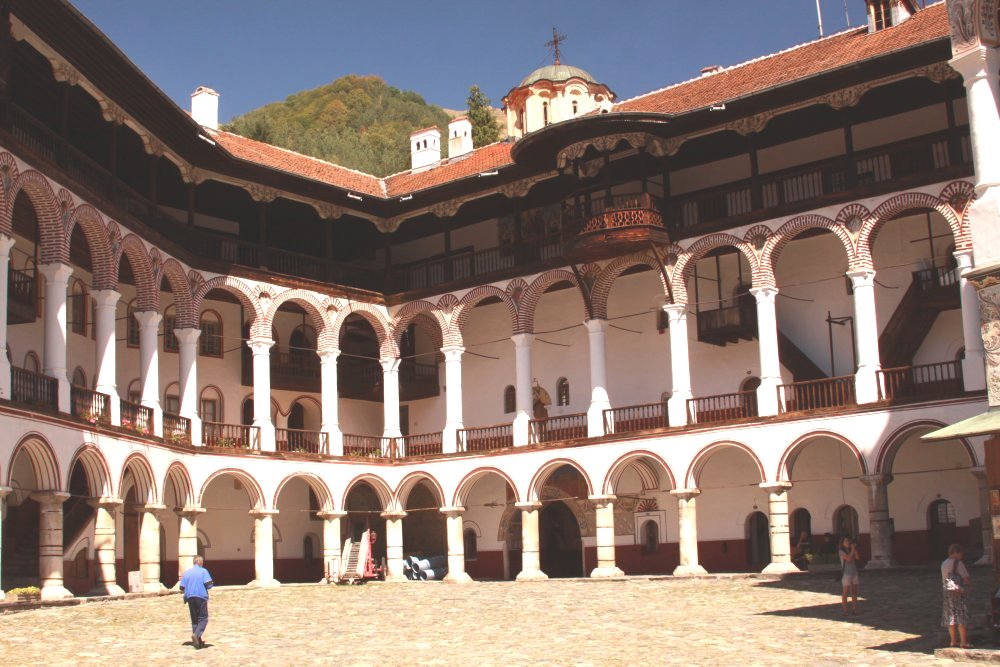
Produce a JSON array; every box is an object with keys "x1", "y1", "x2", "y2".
[
  {"x1": 602, "y1": 402, "x2": 669, "y2": 436},
  {"x1": 457, "y1": 423, "x2": 514, "y2": 453},
  {"x1": 8, "y1": 267, "x2": 36, "y2": 325},
  {"x1": 778, "y1": 376, "x2": 856, "y2": 414},
  {"x1": 202, "y1": 422, "x2": 260, "y2": 449},
  {"x1": 397, "y1": 432, "x2": 443, "y2": 457},
  {"x1": 529, "y1": 413, "x2": 587, "y2": 444},
  {"x1": 276, "y1": 428, "x2": 328, "y2": 455},
  {"x1": 687, "y1": 391, "x2": 757, "y2": 425},
  {"x1": 696, "y1": 298, "x2": 757, "y2": 346},
  {"x1": 343, "y1": 433, "x2": 390, "y2": 459},
  {"x1": 11, "y1": 367, "x2": 57, "y2": 411},
  {"x1": 564, "y1": 193, "x2": 670, "y2": 262},
  {"x1": 877, "y1": 360, "x2": 964, "y2": 404},
  {"x1": 163, "y1": 413, "x2": 192, "y2": 446},
  {"x1": 119, "y1": 398, "x2": 153, "y2": 435},
  {"x1": 70, "y1": 385, "x2": 110, "y2": 425}
]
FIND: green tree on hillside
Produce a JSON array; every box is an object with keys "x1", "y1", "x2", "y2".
[{"x1": 467, "y1": 85, "x2": 500, "y2": 148}]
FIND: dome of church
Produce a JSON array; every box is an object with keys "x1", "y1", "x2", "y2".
[{"x1": 519, "y1": 63, "x2": 598, "y2": 87}]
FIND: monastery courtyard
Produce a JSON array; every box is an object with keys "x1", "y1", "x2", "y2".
[{"x1": 1, "y1": 569, "x2": 993, "y2": 666}]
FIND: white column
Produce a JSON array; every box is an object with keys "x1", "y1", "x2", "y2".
[
  {"x1": 751, "y1": 287, "x2": 781, "y2": 416},
  {"x1": 32, "y1": 491, "x2": 72, "y2": 599},
  {"x1": 381, "y1": 511, "x2": 407, "y2": 582},
  {"x1": 441, "y1": 345, "x2": 465, "y2": 453},
  {"x1": 589, "y1": 495, "x2": 623, "y2": 578},
  {"x1": 247, "y1": 338, "x2": 275, "y2": 451},
  {"x1": 317, "y1": 510, "x2": 346, "y2": 582},
  {"x1": 0, "y1": 234, "x2": 14, "y2": 399},
  {"x1": 972, "y1": 467, "x2": 994, "y2": 566},
  {"x1": 847, "y1": 270, "x2": 881, "y2": 404},
  {"x1": 134, "y1": 310, "x2": 163, "y2": 436},
  {"x1": 584, "y1": 320, "x2": 612, "y2": 437},
  {"x1": 92, "y1": 290, "x2": 121, "y2": 425},
  {"x1": 174, "y1": 328, "x2": 201, "y2": 446},
  {"x1": 249, "y1": 508, "x2": 280, "y2": 587},
  {"x1": 138, "y1": 504, "x2": 166, "y2": 593},
  {"x1": 0, "y1": 486, "x2": 11, "y2": 592},
  {"x1": 88, "y1": 497, "x2": 126, "y2": 596},
  {"x1": 174, "y1": 507, "x2": 204, "y2": 587},
  {"x1": 511, "y1": 334, "x2": 534, "y2": 446},
  {"x1": 670, "y1": 489, "x2": 706, "y2": 576},
  {"x1": 39, "y1": 263, "x2": 73, "y2": 412},
  {"x1": 381, "y1": 357, "x2": 402, "y2": 440},
  {"x1": 514, "y1": 501, "x2": 548, "y2": 581},
  {"x1": 955, "y1": 250, "x2": 986, "y2": 391},
  {"x1": 664, "y1": 305, "x2": 692, "y2": 426},
  {"x1": 950, "y1": 46, "x2": 1000, "y2": 194},
  {"x1": 759, "y1": 483, "x2": 797, "y2": 574},
  {"x1": 318, "y1": 349, "x2": 342, "y2": 456},
  {"x1": 860, "y1": 473, "x2": 896, "y2": 569},
  {"x1": 441, "y1": 506, "x2": 473, "y2": 583}
]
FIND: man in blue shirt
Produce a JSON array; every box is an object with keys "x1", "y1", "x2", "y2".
[{"x1": 179, "y1": 555, "x2": 214, "y2": 649}]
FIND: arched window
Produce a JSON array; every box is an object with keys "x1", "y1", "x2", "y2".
[
  {"x1": 463, "y1": 528, "x2": 477, "y2": 561},
  {"x1": 71, "y1": 366, "x2": 87, "y2": 387},
  {"x1": 23, "y1": 351, "x2": 40, "y2": 373},
  {"x1": 504, "y1": 385, "x2": 516, "y2": 414},
  {"x1": 199, "y1": 310, "x2": 223, "y2": 357},
  {"x1": 833, "y1": 505, "x2": 859, "y2": 542},
  {"x1": 556, "y1": 377, "x2": 570, "y2": 406},
  {"x1": 163, "y1": 382, "x2": 180, "y2": 416},
  {"x1": 303, "y1": 535, "x2": 315, "y2": 563},
  {"x1": 127, "y1": 379, "x2": 141, "y2": 404},
  {"x1": 163, "y1": 305, "x2": 178, "y2": 353},
  {"x1": 641, "y1": 520, "x2": 658, "y2": 554},
  {"x1": 542, "y1": 101, "x2": 549, "y2": 126},
  {"x1": 241, "y1": 397, "x2": 254, "y2": 426},
  {"x1": 572, "y1": 100, "x2": 579, "y2": 115},
  {"x1": 288, "y1": 401, "x2": 306, "y2": 430},
  {"x1": 126, "y1": 300, "x2": 140, "y2": 347},
  {"x1": 200, "y1": 386, "x2": 223, "y2": 423},
  {"x1": 290, "y1": 324, "x2": 316, "y2": 367},
  {"x1": 69, "y1": 279, "x2": 87, "y2": 336}
]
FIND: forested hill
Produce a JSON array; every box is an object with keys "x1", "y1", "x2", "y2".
[{"x1": 222, "y1": 75, "x2": 454, "y2": 177}]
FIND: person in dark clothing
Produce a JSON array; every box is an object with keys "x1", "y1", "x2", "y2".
[{"x1": 179, "y1": 555, "x2": 214, "y2": 649}]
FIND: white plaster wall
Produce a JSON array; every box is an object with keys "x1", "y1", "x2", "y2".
[
  {"x1": 451, "y1": 218, "x2": 498, "y2": 253},
  {"x1": 913, "y1": 310, "x2": 965, "y2": 366},
  {"x1": 670, "y1": 154, "x2": 752, "y2": 195},
  {"x1": 198, "y1": 476, "x2": 256, "y2": 560},
  {"x1": 888, "y1": 434, "x2": 978, "y2": 533},
  {"x1": 852, "y1": 104, "x2": 948, "y2": 151},
  {"x1": 758, "y1": 130, "x2": 846, "y2": 175}
]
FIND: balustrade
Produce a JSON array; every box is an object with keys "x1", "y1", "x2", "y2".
[
  {"x1": 686, "y1": 391, "x2": 757, "y2": 424},
  {"x1": 119, "y1": 398, "x2": 154, "y2": 435},
  {"x1": 342, "y1": 434, "x2": 389, "y2": 458},
  {"x1": 529, "y1": 413, "x2": 588, "y2": 444},
  {"x1": 877, "y1": 361, "x2": 964, "y2": 402},
  {"x1": 276, "y1": 428, "x2": 328, "y2": 455},
  {"x1": 11, "y1": 367, "x2": 57, "y2": 411},
  {"x1": 202, "y1": 422, "x2": 260, "y2": 449},
  {"x1": 777, "y1": 376, "x2": 856, "y2": 413},
  {"x1": 602, "y1": 402, "x2": 669, "y2": 435},
  {"x1": 398, "y1": 432, "x2": 443, "y2": 457},
  {"x1": 70, "y1": 385, "x2": 110, "y2": 425},
  {"x1": 163, "y1": 413, "x2": 192, "y2": 446},
  {"x1": 456, "y1": 424, "x2": 514, "y2": 452}
]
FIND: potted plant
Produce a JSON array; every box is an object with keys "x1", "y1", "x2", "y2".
[{"x1": 5, "y1": 585, "x2": 41, "y2": 602}]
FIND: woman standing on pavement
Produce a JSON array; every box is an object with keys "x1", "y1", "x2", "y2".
[
  {"x1": 839, "y1": 537, "x2": 860, "y2": 614},
  {"x1": 942, "y1": 543, "x2": 972, "y2": 648}
]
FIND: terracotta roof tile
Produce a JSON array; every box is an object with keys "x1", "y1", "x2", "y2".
[{"x1": 384, "y1": 141, "x2": 514, "y2": 196}]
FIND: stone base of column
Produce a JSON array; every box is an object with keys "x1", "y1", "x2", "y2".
[
  {"x1": 248, "y1": 578, "x2": 281, "y2": 588},
  {"x1": 672, "y1": 564, "x2": 707, "y2": 576},
  {"x1": 41, "y1": 584, "x2": 73, "y2": 600},
  {"x1": 512, "y1": 412, "x2": 530, "y2": 446},
  {"x1": 762, "y1": 561, "x2": 800, "y2": 575},
  {"x1": 383, "y1": 572, "x2": 409, "y2": 583},
  {"x1": 586, "y1": 402, "x2": 610, "y2": 438},
  {"x1": 975, "y1": 554, "x2": 994, "y2": 567},
  {"x1": 443, "y1": 571, "x2": 474, "y2": 584},
  {"x1": 442, "y1": 423, "x2": 461, "y2": 454},
  {"x1": 143, "y1": 582, "x2": 168, "y2": 594},
  {"x1": 863, "y1": 558, "x2": 896, "y2": 570},
  {"x1": 589, "y1": 565, "x2": 624, "y2": 579},
  {"x1": 667, "y1": 393, "x2": 692, "y2": 427},
  {"x1": 515, "y1": 568, "x2": 549, "y2": 581},
  {"x1": 89, "y1": 583, "x2": 126, "y2": 597},
  {"x1": 855, "y1": 367, "x2": 880, "y2": 404},
  {"x1": 962, "y1": 353, "x2": 986, "y2": 392}
]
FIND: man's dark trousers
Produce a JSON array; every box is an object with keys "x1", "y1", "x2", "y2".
[{"x1": 187, "y1": 597, "x2": 209, "y2": 644}]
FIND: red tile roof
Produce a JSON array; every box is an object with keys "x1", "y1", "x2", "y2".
[
  {"x1": 614, "y1": 2, "x2": 949, "y2": 115},
  {"x1": 384, "y1": 141, "x2": 514, "y2": 196}
]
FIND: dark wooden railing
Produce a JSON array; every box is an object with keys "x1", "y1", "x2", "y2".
[
  {"x1": 878, "y1": 361, "x2": 964, "y2": 403},
  {"x1": 913, "y1": 265, "x2": 960, "y2": 291},
  {"x1": 11, "y1": 367, "x2": 57, "y2": 411},
  {"x1": 342, "y1": 434, "x2": 389, "y2": 458},
  {"x1": 202, "y1": 422, "x2": 260, "y2": 449},
  {"x1": 457, "y1": 423, "x2": 514, "y2": 452},
  {"x1": 119, "y1": 398, "x2": 154, "y2": 435},
  {"x1": 602, "y1": 402, "x2": 669, "y2": 435},
  {"x1": 575, "y1": 192, "x2": 663, "y2": 231},
  {"x1": 398, "y1": 432, "x2": 444, "y2": 457},
  {"x1": 8, "y1": 266, "x2": 37, "y2": 323},
  {"x1": 70, "y1": 385, "x2": 110, "y2": 425},
  {"x1": 529, "y1": 413, "x2": 588, "y2": 444},
  {"x1": 696, "y1": 298, "x2": 757, "y2": 345},
  {"x1": 778, "y1": 376, "x2": 856, "y2": 413},
  {"x1": 687, "y1": 391, "x2": 757, "y2": 424},
  {"x1": 276, "y1": 428, "x2": 329, "y2": 455},
  {"x1": 163, "y1": 413, "x2": 192, "y2": 445}
]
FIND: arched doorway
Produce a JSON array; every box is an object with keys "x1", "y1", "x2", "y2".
[
  {"x1": 344, "y1": 482, "x2": 386, "y2": 564},
  {"x1": 539, "y1": 501, "x2": 583, "y2": 578},
  {"x1": 928, "y1": 498, "x2": 957, "y2": 562},
  {"x1": 402, "y1": 482, "x2": 446, "y2": 559},
  {"x1": 833, "y1": 505, "x2": 860, "y2": 542},
  {"x1": 746, "y1": 511, "x2": 770, "y2": 568}
]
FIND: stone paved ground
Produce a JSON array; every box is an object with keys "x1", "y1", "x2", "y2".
[{"x1": 1, "y1": 569, "x2": 995, "y2": 666}]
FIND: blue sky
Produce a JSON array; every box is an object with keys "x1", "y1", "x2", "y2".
[{"x1": 69, "y1": 1, "x2": 888, "y2": 122}]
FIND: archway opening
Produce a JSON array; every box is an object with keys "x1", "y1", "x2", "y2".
[
  {"x1": 402, "y1": 482, "x2": 446, "y2": 561},
  {"x1": 746, "y1": 511, "x2": 770, "y2": 567},
  {"x1": 694, "y1": 445, "x2": 763, "y2": 572},
  {"x1": 537, "y1": 464, "x2": 588, "y2": 578},
  {"x1": 199, "y1": 472, "x2": 257, "y2": 585},
  {"x1": 458, "y1": 471, "x2": 518, "y2": 580},
  {"x1": 63, "y1": 460, "x2": 95, "y2": 594},
  {"x1": 274, "y1": 477, "x2": 326, "y2": 583},
  {"x1": 344, "y1": 482, "x2": 386, "y2": 564}
]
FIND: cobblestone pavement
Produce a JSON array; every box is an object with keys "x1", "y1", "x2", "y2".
[{"x1": 1, "y1": 569, "x2": 995, "y2": 666}]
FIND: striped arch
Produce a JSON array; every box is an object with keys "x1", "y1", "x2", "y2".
[
  {"x1": 66, "y1": 204, "x2": 116, "y2": 290},
  {"x1": 0, "y1": 151, "x2": 17, "y2": 220},
  {"x1": 7, "y1": 433, "x2": 61, "y2": 490},
  {"x1": 761, "y1": 214, "x2": 857, "y2": 279},
  {"x1": 342, "y1": 473, "x2": 394, "y2": 511},
  {"x1": 265, "y1": 289, "x2": 334, "y2": 349},
  {"x1": 394, "y1": 471, "x2": 446, "y2": 510},
  {"x1": 672, "y1": 234, "x2": 761, "y2": 305},
  {"x1": 941, "y1": 181, "x2": 975, "y2": 250},
  {"x1": 4, "y1": 168, "x2": 64, "y2": 262},
  {"x1": 115, "y1": 233, "x2": 159, "y2": 312},
  {"x1": 119, "y1": 452, "x2": 158, "y2": 505},
  {"x1": 590, "y1": 253, "x2": 669, "y2": 320},
  {"x1": 452, "y1": 284, "x2": 519, "y2": 339},
  {"x1": 198, "y1": 468, "x2": 266, "y2": 510},
  {"x1": 67, "y1": 443, "x2": 114, "y2": 498},
  {"x1": 527, "y1": 458, "x2": 594, "y2": 502},
  {"x1": 686, "y1": 440, "x2": 766, "y2": 488},
  {"x1": 452, "y1": 467, "x2": 520, "y2": 507},
  {"x1": 163, "y1": 461, "x2": 195, "y2": 509},
  {"x1": 874, "y1": 420, "x2": 979, "y2": 475},
  {"x1": 391, "y1": 301, "x2": 448, "y2": 351},
  {"x1": 159, "y1": 257, "x2": 195, "y2": 328},
  {"x1": 273, "y1": 472, "x2": 334, "y2": 511},
  {"x1": 193, "y1": 275, "x2": 261, "y2": 334},
  {"x1": 777, "y1": 430, "x2": 868, "y2": 483},
  {"x1": 858, "y1": 191, "x2": 964, "y2": 269},
  {"x1": 602, "y1": 450, "x2": 676, "y2": 495},
  {"x1": 332, "y1": 303, "x2": 395, "y2": 357},
  {"x1": 519, "y1": 269, "x2": 585, "y2": 333}
]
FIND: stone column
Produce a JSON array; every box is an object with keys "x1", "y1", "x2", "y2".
[
  {"x1": 249, "y1": 508, "x2": 280, "y2": 587},
  {"x1": 670, "y1": 489, "x2": 707, "y2": 576},
  {"x1": 381, "y1": 511, "x2": 407, "y2": 582},
  {"x1": 664, "y1": 305, "x2": 692, "y2": 427},
  {"x1": 0, "y1": 234, "x2": 14, "y2": 400},
  {"x1": 950, "y1": 46, "x2": 1000, "y2": 193},
  {"x1": 515, "y1": 501, "x2": 548, "y2": 581},
  {"x1": 317, "y1": 510, "x2": 346, "y2": 582},
  {"x1": 955, "y1": 250, "x2": 987, "y2": 391},
  {"x1": 0, "y1": 486, "x2": 10, "y2": 592},
  {"x1": 138, "y1": 504, "x2": 167, "y2": 593},
  {"x1": 247, "y1": 338, "x2": 276, "y2": 451},
  {"x1": 175, "y1": 507, "x2": 205, "y2": 586},
  {"x1": 440, "y1": 506, "x2": 473, "y2": 583},
  {"x1": 174, "y1": 328, "x2": 201, "y2": 446},
  {"x1": 441, "y1": 345, "x2": 465, "y2": 453},
  {"x1": 584, "y1": 320, "x2": 612, "y2": 437},
  {"x1": 860, "y1": 473, "x2": 896, "y2": 569},
  {"x1": 31, "y1": 491, "x2": 72, "y2": 599},
  {"x1": 589, "y1": 495, "x2": 623, "y2": 578},
  {"x1": 38, "y1": 262, "x2": 73, "y2": 412},
  {"x1": 751, "y1": 287, "x2": 781, "y2": 416},
  {"x1": 92, "y1": 290, "x2": 121, "y2": 425},
  {"x1": 381, "y1": 357, "x2": 402, "y2": 441},
  {"x1": 134, "y1": 310, "x2": 163, "y2": 436},
  {"x1": 759, "y1": 482, "x2": 797, "y2": 574},
  {"x1": 847, "y1": 270, "x2": 881, "y2": 404},
  {"x1": 88, "y1": 497, "x2": 125, "y2": 596},
  {"x1": 511, "y1": 334, "x2": 534, "y2": 446},
  {"x1": 318, "y1": 348, "x2": 342, "y2": 456},
  {"x1": 972, "y1": 467, "x2": 994, "y2": 566}
]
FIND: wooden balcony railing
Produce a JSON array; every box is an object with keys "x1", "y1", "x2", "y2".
[
  {"x1": 163, "y1": 413, "x2": 192, "y2": 445},
  {"x1": 575, "y1": 192, "x2": 664, "y2": 231},
  {"x1": 877, "y1": 361, "x2": 964, "y2": 403},
  {"x1": 202, "y1": 422, "x2": 260, "y2": 449},
  {"x1": 8, "y1": 266, "x2": 36, "y2": 324},
  {"x1": 342, "y1": 434, "x2": 390, "y2": 458},
  {"x1": 70, "y1": 385, "x2": 110, "y2": 425},
  {"x1": 397, "y1": 432, "x2": 443, "y2": 457},
  {"x1": 602, "y1": 402, "x2": 669, "y2": 436},
  {"x1": 914, "y1": 266, "x2": 960, "y2": 291},
  {"x1": 276, "y1": 428, "x2": 329, "y2": 455},
  {"x1": 529, "y1": 413, "x2": 588, "y2": 444},
  {"x1": 11, "y1": 367, "x2": 57, "y2": 411},
  {"x1": 457, "y1": 424, "x2": 514, "y2": 452},
  {"x1": 687, "y1": 391, "x2": 757, "y2": 424},
  {"x1": 696, "y1": 298, "x2": 757, "y2": 345},
  {"x1": 119, "y1": 398, "x2": 154, "y2": 435},
  {"x1": 778, "y1": 376, "x2": 856, "y2": 413}
]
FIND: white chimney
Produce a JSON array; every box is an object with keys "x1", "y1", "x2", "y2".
[
  {"x1": 191, "y1": 86, "x2": 219, "y2": 130},
  {"x1": 410, "y1": 126, "x2": 441, "y2": 171},
  {"x1": 448, "y1": 116, "x2": 474, "y2": 158}
]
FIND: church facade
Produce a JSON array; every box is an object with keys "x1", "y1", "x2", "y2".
[{"x1": 0, "y1": 0, "x2": 995, "y2": 597}]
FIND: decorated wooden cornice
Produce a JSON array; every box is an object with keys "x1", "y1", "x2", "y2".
[{"x1": 948, "y1": 0, "x2": 1000, "y2": 53}]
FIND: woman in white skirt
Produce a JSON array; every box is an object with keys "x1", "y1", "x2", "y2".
[{"x1": 942, "y1": 543, "x2": 972, "y2": 648}]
